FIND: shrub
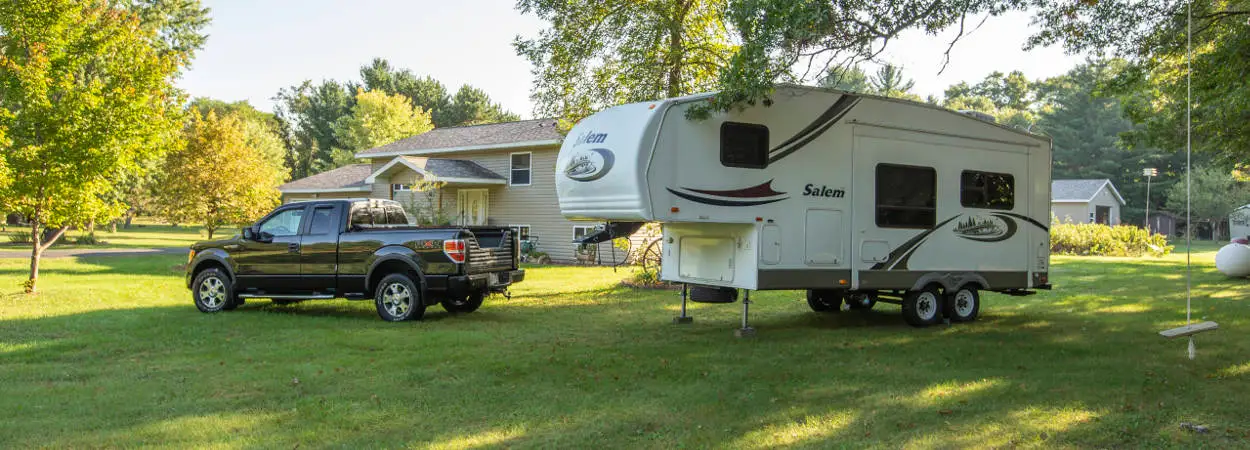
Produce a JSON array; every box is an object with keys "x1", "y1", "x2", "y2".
[
  {"x1": 1050, "y1": 218, "x2": 1172, "y2": 257},
  {"x1": 74, "y1": 233, "x2": 105, "y2": 246},
  {"x1": 8, "y1": 231, "x2": 32, "y2": 244}
]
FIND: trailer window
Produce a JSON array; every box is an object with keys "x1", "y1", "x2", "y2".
[
  {"x1": 720, "y1": 122, "x2": 769, "y2": 169},
  {"x1": 876, "y1": 164, "x2": 936, "y2": 229},
  {"x1": 960, "y1": 171, "x2": 1015, "y2": 210}
]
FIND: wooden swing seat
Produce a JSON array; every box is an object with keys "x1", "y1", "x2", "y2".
[{"x1": 1159, "y1": 321, "x2": 1219, "y2": 339}]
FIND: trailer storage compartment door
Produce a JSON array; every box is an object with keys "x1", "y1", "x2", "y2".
[
  {"x1": 678, "y1": 237, "x2": 735, "y2": 282},
  {"x1": 805, "y1": 209, "x2": 844, "y2": 265}
]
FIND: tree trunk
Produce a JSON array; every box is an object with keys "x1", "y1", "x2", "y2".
[
  {"x1": 206, "y1": 226, "x2": 214, "y2": 240},
  {"x1": 666, "y1": 11, "x2": 684, "y2": 98},
  {"x1": 110, "y1": 220, "x2": 117, "y2": 233},
  {"x1": 86, "y1": 219, "x2": 95, "y2": 235},
  {"x1": 124, "y1": 213, "x2": 133, "y2": 229},
  {"x1": 27, "y1": 206, "x2": 69, "y2": 294}
]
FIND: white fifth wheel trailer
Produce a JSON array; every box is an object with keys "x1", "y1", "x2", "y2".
[{"x1": 558, "y1": 85, "x2": 1052, "y2": 332}]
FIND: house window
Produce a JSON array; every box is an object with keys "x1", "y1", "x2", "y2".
[
  {"x1": 960, "y1": 171, "x2": 1015, "y2": 210},
  {"x1": 510, "y1": 152, "x2": 532, "y2": 186},
  {"x1": 510, "y1": 225, "x2": 532, "y2": 241},
  {"x1": 392, "y1": 184, "x2": 411, "y2": 192},
  {"x1": 720, "y1": 122, "x2": 769, "y2": 169},
  {"x1": 875, "y1": 163, "x2": 936, "y2": 229},
  {"x1": 573, "y1": 225, "x2": 597, "y2": 261}
]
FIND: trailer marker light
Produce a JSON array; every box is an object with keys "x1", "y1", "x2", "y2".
[
  {"x1": 671, "y1": 207, "x2": 680, "y2": 213},
  {"x1": 755, "y1": 217, "x2": 763, "y2": 222},
  {"x1": 443, "y1": 239, "x2": 467, "y2": 263},
  {"x1": 839, "y1": 279, "x2": 848, "y2": 285},
  {"x1": 649, "y1": 104, "x2": 656, "y2": 109}
]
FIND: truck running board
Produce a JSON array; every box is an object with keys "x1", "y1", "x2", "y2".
[{"x1": 237, "y1": 294, "x2": 335, "y2": 300}]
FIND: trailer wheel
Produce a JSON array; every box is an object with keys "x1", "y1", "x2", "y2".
[
  {"x1": 846, "y1": 292, "x2": 877, "y2": 310},
  {"x1": 902, "y1": 286, "x2": 942, "y2": 327},
  {"x1": 944, "y1": 286, "x2": 980, "y2": 322},
  {"x1": 806, "y1": 289, "x2": 843, "y2": 312}
]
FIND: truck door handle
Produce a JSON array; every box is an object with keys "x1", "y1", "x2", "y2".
[{"x1": 288, "y1": 243, "x2": 300, "y2": 254}]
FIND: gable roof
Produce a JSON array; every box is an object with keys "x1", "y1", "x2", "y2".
[
  {"x1": 1051, "y1": 179, "x2": 1126, "y2": 205},
  {"x1": 278, "y1": 164, "x2": 373, "y2": 193},
  {"x1": 364, "y1": 156, "x2": 506, "y2": 184},
  {"x1": 355, "y1": 118, "x2": 563, "y2": 158}
]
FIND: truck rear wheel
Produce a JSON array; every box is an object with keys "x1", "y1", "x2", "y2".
[
  {"x1": 902, "y1": 286, "x2": 942, "y2": 327},
  {"x1": 374, "y1": 273, "x2": 425, "y2": 321},
  {"x1": 806, "y1": 289, "x2": 843, "y2": 312},
  {"x1": 442, "y1": 291, "x2": 485, "y2": 313}
]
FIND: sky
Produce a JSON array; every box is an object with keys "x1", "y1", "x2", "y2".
[{"x1": 178, "y1": 1, "x2": 1087, "y2": 118}]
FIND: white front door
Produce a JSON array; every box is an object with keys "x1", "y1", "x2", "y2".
[{"x1": 457, "y1": 189, "x2": 488, "y2": 225}]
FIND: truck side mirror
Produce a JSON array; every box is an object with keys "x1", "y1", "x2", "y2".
[{"x1": 242, "y1": 227, "x2": 255, "y2": 240}]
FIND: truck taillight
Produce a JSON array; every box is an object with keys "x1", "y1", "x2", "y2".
[{"x1": 444, "y1": 239, "x2": 466, "y2": 263}]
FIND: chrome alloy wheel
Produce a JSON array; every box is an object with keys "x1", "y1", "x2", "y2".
[
  {"x1": 198, "y1": 276, "x2": 227, "y2": 309},
  {"x1": 381, "y1": 283, "x2": 412, "y2": 317}
]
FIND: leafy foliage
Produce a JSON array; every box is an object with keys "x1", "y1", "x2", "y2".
[
  {"x1": 1050, "y1": 219, "x2": 1172, "y2": 257},
  {"x1": 331, "y1": 90, "x2": 435, "y2": 167},
  {"x1": 818, "y1": 65, "x2": 870, "y2": 92},
  {"x1": 0, "y1": 0, "x2": 185, "y2": 292},
  {"x1": 158, "y1": 112, "x2": 285, "y2": 239},
  {"x1": 515, "y1": 0, "x2": 733, "y2": 126},
  {"x1": 1164, "y1": 166, "x2": 1250, "y2": 239},
  {"x1": 274, "y1": 80, "x2": 354, "y2": 178}
]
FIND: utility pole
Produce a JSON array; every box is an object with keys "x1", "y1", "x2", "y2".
[{"x1": 1143, "y1": 167, "x2": 1158, "y2": 232}]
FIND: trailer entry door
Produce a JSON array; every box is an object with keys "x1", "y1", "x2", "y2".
[{"x1": 805, "y1": 209, "x2": 843, "y2": 265}]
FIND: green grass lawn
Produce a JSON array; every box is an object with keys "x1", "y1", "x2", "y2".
[
  {"x1": 1, "y1": 248, "x2": 1247, "y2": 448},
  {"x1": 0, "y1": 219, "x2": 212, "y2": 250}
]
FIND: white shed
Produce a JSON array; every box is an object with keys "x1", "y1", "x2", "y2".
[
  {"x1": 1051, "y1": 179, "x2": 1126, "y2": 225},
  {"x1": 1230, "y1": 205, "x2": 1250, "y2": 240}
]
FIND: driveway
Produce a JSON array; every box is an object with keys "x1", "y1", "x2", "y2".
[{"x1": 0, "y1": 247, "x2": 186, "y2": 259}]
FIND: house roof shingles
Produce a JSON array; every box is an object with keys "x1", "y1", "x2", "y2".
[
  {"x1": 279, "y1": 164, "x2": 373, "y2": 191},
  {"x1": 1052, "y1": 179, "x2": 1125, "y2": 204},
  {"x1": 357, "y1": 118, "x2": 562, "y2": 157},
  {"x1": 404, "y1": 156, "x2": 505, "y2": 181}
]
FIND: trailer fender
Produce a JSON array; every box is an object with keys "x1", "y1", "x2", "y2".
[{"x1": 909, "y1": 272, "x2": 990, "y2": 293}]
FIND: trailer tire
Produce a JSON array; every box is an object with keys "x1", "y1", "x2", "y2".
[
  {"x1": 847, "y1": 292, "x2": 878, "y2": 310},
  {"x1": 944, "y1": 286, "x2": 980, "y2": 322},
  {"x1": 442, "y1": 291, "x2": 485, "y2": 314},
  {"x1": 806, "y1": 289, "x2": 843, "y2": 312},
  {"x1": 902, "y1": 286, "x2": 942, "y2": 327}
]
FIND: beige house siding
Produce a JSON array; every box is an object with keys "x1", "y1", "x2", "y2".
[
  {"x1": 362, "y1": 146, "x2": 644, "y2": 264},
  {"x1": 1090, "y1": 187, "x2": 1122, "y2": 225}
]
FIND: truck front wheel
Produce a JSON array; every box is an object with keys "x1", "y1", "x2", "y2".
[
  {"x1": 374, "y1": 273, "x2": 425, "y2": 321},
  {"x1": 442, "y1": 291, "x2": 485, "y2": 314}
]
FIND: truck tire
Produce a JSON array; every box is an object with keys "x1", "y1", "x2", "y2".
[
  {"x1": 944, "y1": 286, "x2": 980, "y2": 322},
  {"x1": 193, "y1": 268, "x2": 238, "y2": 313},
  {"x1": 806, "y1": 289, "x2": 843, "y2": 312},
  {"x1": 374, "y1": 273, "x2": 425, "y2": 322},
  {"x1": 442, "y1": 291, "x2": 485, "y2": 314},
  {"x1": 902, "y1": 286, "x2": 942, "y2": 327}
]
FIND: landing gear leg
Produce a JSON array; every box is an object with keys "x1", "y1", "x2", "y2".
[
  {"x1": 735, "y1": 290, "x2": 756, "y2": 338},
  {"x1": 673, "y1": 283, "x2": 694, "y2": 324}
]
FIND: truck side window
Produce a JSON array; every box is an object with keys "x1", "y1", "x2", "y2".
[
  {"x1": 307, "y1": 206, "x2": 336, "y2": 235},
  {"x1": 259, "y1": 208, "x2": 306, "y2": 237},
  {"x1": 960, "y1": 170, "x2": 1015, "y2": 210},
  {"x1": 876, "y1": 164, "x2": 936, "y2": 229},
  {"x1": 349, "y1": 205, "x2": 373, "y2": 228},
  {"x1": 720, "y1": 122, "x2": 769, "y2": 169},
  {"x1": 385, "y1": 205, "x2": 409, "y2": 225}
]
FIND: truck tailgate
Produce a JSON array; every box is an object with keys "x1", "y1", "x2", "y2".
[{"x1": 465, "y1": 229, "x2": 516, "y2": 274}]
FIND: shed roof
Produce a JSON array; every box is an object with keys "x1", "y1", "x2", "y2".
[{"x1": 1051, "y1": 179, "x2": 1126, "y2": 205}]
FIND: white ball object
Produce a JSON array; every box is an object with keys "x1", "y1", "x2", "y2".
[{"x1": 1215, "y1": 243, "x2": 1250, "y2": 277}]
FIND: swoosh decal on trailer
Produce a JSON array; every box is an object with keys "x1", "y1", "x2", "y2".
[
  {"x1": 768, "y1": 95, "x2": 861, "y2": 164},
  {"x1": 995, "y1": 212, "x2": 1050, "y2": 231},
  {"x1": 683, "y1": 180, "x2": 786, "y2": 198},
  {"x1": 666, "y1": 188, "x2": 789, "y2": 207},
  {"x1": 874, "y1": 215, "x2": 964, "y2": 271}
]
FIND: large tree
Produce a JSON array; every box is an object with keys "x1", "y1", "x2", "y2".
[
  {"x1": 189, "y1": 97, "x2": 287, "y2": 169},
  {"x1": 1164, "y1": 167, "x2": 1250, "y2": 239},
  {"x1": 0, "y1": 1, "x2": 185, "y2": 292},
  {"x1": 159, "y1": 112, "x2": 285, "y2": 239},
  {"x1": 515, "y1": 0, "x2": 734, "y2": 125},
  {"x1": 330, "y1": 90, "x2": 435, "y2": 167},
  {"x1": 273, "y1": 80, "x2": 353, "y2": 178}
]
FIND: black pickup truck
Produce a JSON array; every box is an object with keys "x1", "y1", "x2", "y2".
[{"x1": 185, "y1": 199, "x2": 524, "y2": 321}]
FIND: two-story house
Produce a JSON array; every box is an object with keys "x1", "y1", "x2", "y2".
[{"x1": 277, "y1": 118, "x2": 621, "y2": 263}]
